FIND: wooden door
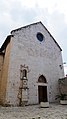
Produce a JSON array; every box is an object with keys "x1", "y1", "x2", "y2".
[{"x1": 38, "y1": 86, "x2": 47, "y2": 103}]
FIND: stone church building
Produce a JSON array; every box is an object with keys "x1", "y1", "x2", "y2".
[{"x1": 0, "y1": 21, "x2": 64, "y2": 106}]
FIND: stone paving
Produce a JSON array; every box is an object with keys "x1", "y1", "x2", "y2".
[{"x1": 0, "y1": 103, "x2": 67, "y2": 119}]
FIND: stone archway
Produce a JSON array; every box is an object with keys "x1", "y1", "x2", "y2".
[{"x1": 38, "y1": 75, "x2": 48, "y2": 103}]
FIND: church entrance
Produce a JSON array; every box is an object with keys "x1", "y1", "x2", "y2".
[{"x1": 38, "y1": 75, "x2": 48, "y2": 103}]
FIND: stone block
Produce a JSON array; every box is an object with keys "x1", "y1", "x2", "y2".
[{"x1": 40, "y1": 102, "x2": 49, "y2": 108}]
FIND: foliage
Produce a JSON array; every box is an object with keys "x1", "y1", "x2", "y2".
[{"x1": 55, "y1": 93, "x2": 67, "y2": 100}]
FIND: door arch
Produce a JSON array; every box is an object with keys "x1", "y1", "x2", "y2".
[{"x1": 38, "y1": 75, "x2": 48, "y2": 103}]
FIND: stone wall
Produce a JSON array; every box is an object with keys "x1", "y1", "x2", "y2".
[{"x1": 59, "y1": 77, "x2": 67, "y2": 94}]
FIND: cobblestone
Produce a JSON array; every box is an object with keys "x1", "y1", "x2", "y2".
[{"x1": 0, "y1": 103, "x2": 67, "y2": 119}]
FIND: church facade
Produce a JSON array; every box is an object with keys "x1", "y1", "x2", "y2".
[{"x1": 0, "y1": 22, "x2": 64, "y2": 106}]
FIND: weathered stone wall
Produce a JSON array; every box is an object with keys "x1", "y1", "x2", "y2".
[
  {"x1": 59, "y1": 77, "x2": 67, "y2": 94},
  {"x1": 5, "y1": 23, "x2": 64, "y2": 105}
]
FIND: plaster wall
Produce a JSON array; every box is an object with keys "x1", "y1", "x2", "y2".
[
  {"x1": 0, "y1": 54, "x2": 4, "y2": 90},
  {"x1": 0, "y1": 41, "x2": 11, "y2": 104}
]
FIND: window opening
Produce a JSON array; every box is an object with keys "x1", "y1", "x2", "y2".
[
  {"x1": 36, "y1": 32, "x2": 44, "y2": 42},
  {"x1": 23, "y1": 69, "x2": 27, "y2": 78},
  {"x1": 38, "y1": 75, "x2": 47, "y2": 83}
]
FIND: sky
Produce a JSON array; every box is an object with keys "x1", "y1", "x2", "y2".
[{"x1": 0, "y1": 0, "x2": 67, "y2": 75}]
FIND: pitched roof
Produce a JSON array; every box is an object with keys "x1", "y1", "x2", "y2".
[
  {"x1": 11, "y1": 21, "x2": 62, "y2": 51},
  {"x1": 0, "y1": 35, "x2": 13, "y2": 52}
]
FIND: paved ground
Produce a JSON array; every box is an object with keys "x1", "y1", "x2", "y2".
[{"x1": 0, "y1": 103, "x2": 67, "y2": 119}]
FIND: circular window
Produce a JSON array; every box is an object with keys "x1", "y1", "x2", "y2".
[{"x1": 36, "y1": 32, "x2": 44, "y2": 42}]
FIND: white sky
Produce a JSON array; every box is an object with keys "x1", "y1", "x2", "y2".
[{"x1": 0, "y1": 0, "x2": 67, "y2": 75}]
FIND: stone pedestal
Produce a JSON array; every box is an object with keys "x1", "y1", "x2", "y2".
[
  {"x1": 40, "y1": 102, "x2": 49, "y2": 108},
  {"x1": 60, "y1": 100, "x2": 67, "y2": 105}
]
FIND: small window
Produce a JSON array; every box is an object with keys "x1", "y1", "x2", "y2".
[
  {"x1": 36, "y1": 32, "x2": 44, "y2": 42},
  {"x1": 23, "y1": 69, "x2": 27, "y2": 78}
]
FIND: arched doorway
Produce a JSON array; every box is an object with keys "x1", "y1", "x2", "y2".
[{"x1": 38, "y1": 75, "x2": 48, "y2": 103}]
